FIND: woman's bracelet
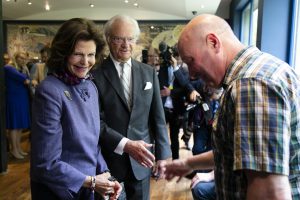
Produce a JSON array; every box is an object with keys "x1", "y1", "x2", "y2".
[{"x1": 90, "y1": 176, "x2": 96, "y2": 192}]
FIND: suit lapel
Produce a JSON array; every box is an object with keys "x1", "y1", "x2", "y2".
[
  {"x1": 131, "y1": 60, "x2": 142, "y2": 111},
  {"x1": 102, "y1": 58, "x2": 128, "y2": 108}
]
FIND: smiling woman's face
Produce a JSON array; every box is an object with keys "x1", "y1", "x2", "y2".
[{"x1": 67, "y1": 40, "x2": 96, "y2": 78}]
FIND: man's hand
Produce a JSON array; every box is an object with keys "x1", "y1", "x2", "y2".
[
  {"x1": 190, "y1": 171, "x2": 214, "y2": 188},
  {"x1": 160, "y1": 86, "x2": 171, "y2": 97},
  {"x1": 124, "y1": 140, "x2": 155, "y2": 168},
  {"x1": 189, "y1": 90, "x2": 200, "y2": 102},
  {"x1": 170, "y1": 56, "x2": 177, "y2": 68},
  {"x1": 160, "y1": 158, "x2": 193, "y2": 182},
  {"x1": 108, "y1": 180, "x2": 122, "y2": 200},
  {"x1": 152, "y1": 158, "x2": 172, "y2": 180}
]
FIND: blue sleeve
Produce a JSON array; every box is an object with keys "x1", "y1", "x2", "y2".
[
  {"x1": 173, "y1": 67, "x2": 195, "y2": 93},
  {"x1": 4, "y1": 65, "x2": 28, "y2": 83},
  {"x1": 96, "y1": 148, "x2": 108, "y2": 174}
]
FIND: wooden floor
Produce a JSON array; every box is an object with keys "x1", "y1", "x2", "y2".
[{"x1": 0, "y1": 131, "x2": 193, "y2": 200}]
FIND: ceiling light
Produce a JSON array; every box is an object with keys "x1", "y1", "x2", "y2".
[
  {"x1": 124, "y1": 0, "x2": 129, "y2": 3},
  {"x1": 28, "y1": 0, "x2": 32, "y2": 5},
  {"x1": 6, "y1": 0, "x2": 11, "y2": 2},
  {"x1": 45, "y1": 2, "x2": 50, "y2": 11},
  {"x1": 201, "y1": 5, "x2": 205, "y2": 9},
  {"x1": 133, "y1": 2, "x2": 138, "y2": 7},
  {"x1": 89, "y1": 0, "x2": 94, "y2": 8}
]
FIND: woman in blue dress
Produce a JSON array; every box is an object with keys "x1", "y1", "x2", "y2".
[{"x1": 4, "y1": 51, "x2": 32, "y2": 159}]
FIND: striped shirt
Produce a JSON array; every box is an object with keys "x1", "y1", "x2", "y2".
[{"x1": 212, "y1": 46, "x2": 300, "y2": 199}]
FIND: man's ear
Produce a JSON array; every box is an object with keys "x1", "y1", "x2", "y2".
[{"x1": 206, "y1": 33, "x2": 221, "y2": 53}]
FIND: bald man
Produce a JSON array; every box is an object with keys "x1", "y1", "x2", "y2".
[{"x1": 162, "y1": 14, "x2": 300, "y2": 199}]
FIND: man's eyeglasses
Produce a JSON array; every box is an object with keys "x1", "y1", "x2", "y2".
[{"x1": 110, "y1": 36, "x2": 137, "y2": 44}]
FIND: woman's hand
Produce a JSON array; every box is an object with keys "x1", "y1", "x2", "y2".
[
  {"x1": 95, "y1": 172, "x2": 122, "y2": 200},
  {"x1": 31, "y1": 79, "x2": 38, "y2": 87},
  {"x1": 24, "y1": 79, "x2": 30, "y2": 85}
]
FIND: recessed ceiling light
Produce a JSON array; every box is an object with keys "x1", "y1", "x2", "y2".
[
  {"x1": 28, "y1": 0, "x2": 32, "y2": 5},
  {"x1": 89, "y1": 3, "x2": 94, "y2": 8},
  {"x1": 201, "y1": 5, "x2": 205, "y2": 9},
  {"x1": 124, "y1": 0, "x2": 129, "y2": 3},
  {"x1": 133, "y1": 2, "x2": 138, "y2": 7},
  {"x1": 45, "y1": 3, "x2": 50, "y2": 11}
]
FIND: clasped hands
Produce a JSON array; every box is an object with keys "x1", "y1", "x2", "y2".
[
  {"x1": 124, "y1": 140, "x2": 170, "y2": 180},
  {"x1": 93, "y1": 172, "x2": 122, "y2": 200}
]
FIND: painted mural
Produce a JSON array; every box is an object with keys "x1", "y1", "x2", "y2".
[{"x1": 5, "y1": 21, "x2": 186, "y2": 61}]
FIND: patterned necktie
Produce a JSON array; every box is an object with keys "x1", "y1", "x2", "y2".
[{"x1": 120, "y1": 62, "x2": 132, "y2": 109}]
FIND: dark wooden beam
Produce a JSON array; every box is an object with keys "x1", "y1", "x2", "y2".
[{"x1": 0, "y1": 0, "x2": 8, "y2": 173}]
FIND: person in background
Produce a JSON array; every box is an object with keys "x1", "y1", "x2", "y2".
[
  {"x1": 31, "y1": 46, "x2": 51, "y2": 84},
  {"x1": 188, "y1": 86, "x2": 222, "y2": 200},
  {"x1": 92, "y1": 15, "x2": 171, "y2": 200},
  {"x1": 190, "y1": 170, "x2": 215, "y2": 200},
  {"x1": 30, "y1": 18, "x2": 122, "y2": 200},
  {"x1": 162, "y1": 14, "x2": 300, "y2": 199},
  {"x1": 158, "y1": 46, "x2": 198, "y2": 159},
  {"x1": 3, "y1": 53, "x2": 12, "y2": 66},
  {"x1": 4, "y1": 51, "x2": 32, "y2": 159},
  {"x1": 188, "y1": 80, "x2": 221, "y2": 156},
  {"x1": 146, "y1": 47, "x2": 160, "y2": 72}
]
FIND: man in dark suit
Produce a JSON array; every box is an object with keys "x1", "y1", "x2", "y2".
[{"x1": 92, "y1": 15, "x2": 172, "y2": 200}]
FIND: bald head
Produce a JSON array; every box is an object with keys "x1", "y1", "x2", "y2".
[
  {"x1": 178, "y1": 14, "x2": 245, "y2": 88},
  {"x1": 179, "y1": 14, "x2": 236, "y2": 50}
]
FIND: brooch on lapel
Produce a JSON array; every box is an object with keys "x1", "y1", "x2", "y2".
[
  {"x1": 144, "y1": 82, "x2": 152, "y2": 90},
  {"x1": 64, "y1": 91, "x2": 72, "y2": 100}
]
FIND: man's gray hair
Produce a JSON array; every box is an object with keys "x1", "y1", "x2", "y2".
[{"x1": 103, "y1": 15, "x2": 141, "y2": 41}]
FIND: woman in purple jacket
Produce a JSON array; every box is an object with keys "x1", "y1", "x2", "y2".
[{"x1": 30, "y1": 18, "x2": 122, "y2": 200}]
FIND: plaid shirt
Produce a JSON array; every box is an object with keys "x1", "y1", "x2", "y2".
[{"x1": 212, "y1": 46, "x2": 300, "y2": 199}]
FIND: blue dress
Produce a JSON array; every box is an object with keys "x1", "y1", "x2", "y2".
[{"x1": 4, "y1": 65, "x2": 31, "y2": 129}]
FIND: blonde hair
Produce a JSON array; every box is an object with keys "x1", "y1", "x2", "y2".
[{"x1": 13, "y1": 51, "x2": 28, "y2": 71}]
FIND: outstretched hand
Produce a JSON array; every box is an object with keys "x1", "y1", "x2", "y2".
[
  {"x1": 152, "y1": 158, "x2": 172, "y2": 180},
  {"x1": 124, "y1": 140, "x2": 155, "y2": 168},
  {"x1": 160, "y1": 158, "x2": 193, "y2": 182}
]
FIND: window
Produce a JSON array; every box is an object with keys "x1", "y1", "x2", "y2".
[
  {"x1": 251, "y1": 6, "x2": 258, "y2": 46},
  {"x1": 241, "y1": 3, "x2": 251, "y2": 45},
  {"x1": 291, "y1": 0, "x2": 300, "y2": 74},
  {"x1": 240, "y1": 0, "x2": 259, "y2": 46}
]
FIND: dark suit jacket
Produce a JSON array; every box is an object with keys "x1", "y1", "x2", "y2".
[
  {"x1": 158, "y1": 65, "x2": 193, "y2": 115},
  {"x1": 92, "y1": 57, "x2": 171, "y2": 181}
]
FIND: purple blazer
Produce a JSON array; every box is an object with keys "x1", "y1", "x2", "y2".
[{"x1": 30, "y1": 75, "x2": 108, "y2": 199}]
